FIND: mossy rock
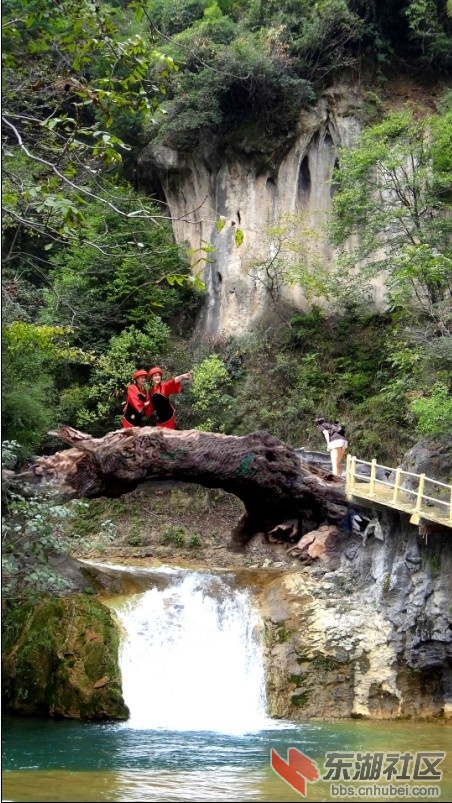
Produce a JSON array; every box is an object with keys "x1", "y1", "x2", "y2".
[{"x1": 2, "y1": 595, "x2": 129, "y2": 721}]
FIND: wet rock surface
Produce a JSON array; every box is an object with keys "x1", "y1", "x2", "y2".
[
  {"x1": 4, "y1": 436, "x2": 451, "y2": 722},
  {"x1": 2, "y1": 595, "x2": 129, "y2": 720},
  {"x1": 63, "y1": 478, "x2": 452, "y2": 722}
]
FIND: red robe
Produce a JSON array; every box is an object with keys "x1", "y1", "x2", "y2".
[
  {"x1": 146, "y1": 378, "x2": 182, "y2": 429},
  {"x1": 122, "y1": 384, "x2": 150, "y2": 429}
]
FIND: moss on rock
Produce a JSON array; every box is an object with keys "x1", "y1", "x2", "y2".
[{"x1": 2, "y1": 595, "x2": 129, "y2": 721}]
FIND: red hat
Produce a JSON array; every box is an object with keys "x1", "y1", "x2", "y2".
[
  {"x1": 148, "y1": 366, "x2": 163, "y2": 378},
  {"x1": 133, "y1": 369, "x2": 148, "y2": 380}
]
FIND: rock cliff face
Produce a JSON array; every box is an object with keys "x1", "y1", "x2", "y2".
[
  {"x1": 2, "y1": 595, "x2": 129, "y2": 720},
  {"x1": 260, "y1": 510, "x2": 451, "y2": 720},
  {"x1": 137, "y1": 83, "x2": 385, "y2": 337}
]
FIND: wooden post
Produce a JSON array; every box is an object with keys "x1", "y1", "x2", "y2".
[
  {"x1": 392, "y1": 468, "x2": 402, "y2": 504},
  {"x1": 345, "y1": 453, "x2": 352, "y2": 495},
  {"x1": 350, "y1": 455, "x2": 357, "y2": 493},
  {"x1": 369, "y1": 459, "x2": 377, "y2": 497},
  {"x1": 413, "y1": 473, "x2": 426, "y2": 520}
]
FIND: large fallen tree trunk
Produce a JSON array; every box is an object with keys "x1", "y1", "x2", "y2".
[{"x1": 12, "y1": 426, "x2": 348, "y2": 547}]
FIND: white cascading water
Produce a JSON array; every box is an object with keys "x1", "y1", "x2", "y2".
[{"x1": 113, "y1": 570, "x2": 270, "y2": 734}]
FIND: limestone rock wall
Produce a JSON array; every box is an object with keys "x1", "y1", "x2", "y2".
[
  {"x1": 259, "y1": 512, "x2": 452, "y2": 720},
  {"x1": 137, "y1": 84, "x2": 381, "y2": 337}
]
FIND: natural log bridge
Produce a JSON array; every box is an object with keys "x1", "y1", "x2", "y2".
[{"x1": 13, "y1": 425, "x2": 348, "y2": 548}]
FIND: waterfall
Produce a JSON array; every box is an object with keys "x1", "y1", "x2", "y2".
[{"x1": 113, "y1": 570, "x2": 270, "y2": 734}]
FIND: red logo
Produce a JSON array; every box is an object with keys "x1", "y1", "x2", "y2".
[{"x1": 270, "y1": 747, "x2": 320, "y2": 797}]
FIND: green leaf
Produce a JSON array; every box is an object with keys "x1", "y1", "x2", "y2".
[{"x1": 235, "y1": 228, "x2": 244, "y2": 247}]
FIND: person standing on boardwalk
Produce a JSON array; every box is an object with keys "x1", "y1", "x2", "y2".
[
  {"x1": 147, "y1": 366, "x2": 192, "y2": 429},
  {"x1": 122, "y1": 369, "x2": 151, "y2": 428},
  {"x1": 315, "y1": 417, "x2": 348, "y2": 477}
]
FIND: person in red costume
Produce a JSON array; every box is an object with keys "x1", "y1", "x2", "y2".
[
  {"x1": 122, "y1": 369, "x2": 151, "y2": 428},
  {"x1": 147, "y1": 366, "x2": 192, "y2": 429}
]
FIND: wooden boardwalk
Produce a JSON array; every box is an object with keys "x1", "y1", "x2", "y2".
[{"x1": 345, "y1": 455, "x2": 452, "y2": 530}]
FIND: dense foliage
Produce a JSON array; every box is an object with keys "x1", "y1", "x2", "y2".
[
  {"x1": 144, "y1": 0, "x2": 452, "y2": 150},
  {"x1": 2, "y1": 0, "x2": 205, "y2": 454},
  {"x1": 329, "y1": 104, "x2": 452, "y2": 444},
  {"x1": 2, "y1": 0, "x2": 451, "y2": 598}
]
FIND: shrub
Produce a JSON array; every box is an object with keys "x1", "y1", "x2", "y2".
[{"x1": 410, "y1": 382, "x2": 452, "y2": 438}]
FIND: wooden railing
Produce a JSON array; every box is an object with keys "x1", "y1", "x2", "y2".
[{"x1": 345, "y1": 455, "x2": 452, "y2": 529}]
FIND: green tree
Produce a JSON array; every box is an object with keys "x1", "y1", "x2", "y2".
[
  {"x1": 245, "y1": 213, "x2": 327, "y2": 327},
  {"x1": 74, "y1": 320, "x2": 171, "y2": 433},
  {"x1": 190, "y1": 353, "x2": 234, "y2": 431},
  {"x1": 329, "y1": 105, "x2": 452, "y2": 438},
  {"x1": 145, "y1": 0, "x2": 451, "y2": 155},
  {"x1": 330, "y1": 107, "x2": 452, "y2": 315},
  {"x1": 2, "y1": 443, "x2": 114, "y2": 599},
  {"x1": 38, "y1": 196, "x2": 202, "y2": 350},
  {"x1": 2, "y1": 0, "x2": 178, "y2": 251},
  {"x1": 410, "y1": 381, "x2": 452, "y2": 437},
  {"x1": 1, "y1": 322, "x2": 92, "y2": 458}
]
